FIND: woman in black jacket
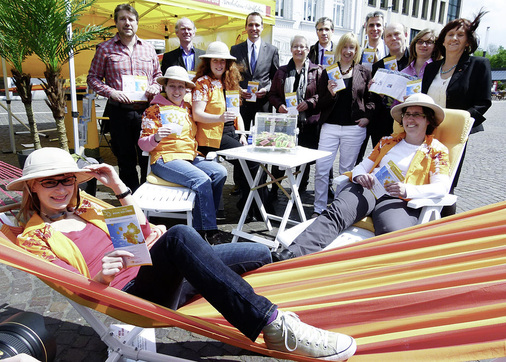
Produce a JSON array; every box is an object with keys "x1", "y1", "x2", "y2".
[{"x1": 422, "y1": 10, "x2": 491, "y2": 215}]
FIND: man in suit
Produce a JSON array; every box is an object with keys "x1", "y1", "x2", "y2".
[
  {"x1": 161, "y1": 17, "x2": 205, "y2": 74},
  {"x1": 356, "y1": 22, "x2": 410, "y2": 163},
  {"x1": 231, "y1": 12, "x2": 279, "y2": 130},
  {"x1": 308, "y1": 17, "x2": 334, "y2": 65},
  {"x1": 361, "y1": 11, "x2": 388, "y2": 65}
]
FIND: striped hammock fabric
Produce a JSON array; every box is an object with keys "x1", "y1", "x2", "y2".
[{"x1": 1, "y1": 201, "x2": 506, "y2": 361}]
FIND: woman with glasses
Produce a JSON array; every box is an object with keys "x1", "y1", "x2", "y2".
[
  {"x1": 268, "y1": 35, "x2": 322, "y2": 199},
  {"x1": 8, "y1": 147, "x2": 356, "y2": 361},
  {"x1": 402, "y1": 29, "x2": 440, "y2": 79},
  {"x1": 422, "y1": 10, "x2": 491, "y2": 215},
  {"x1": 277, "y1": 94, "x2": 451, "y2": 259}
]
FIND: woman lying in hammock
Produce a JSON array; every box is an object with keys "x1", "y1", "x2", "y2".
[{"x1": 7, "y1": 147, "x2": 356, "y2": 361}]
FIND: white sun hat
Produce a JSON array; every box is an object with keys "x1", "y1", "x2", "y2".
[
  {"x1": 199, "y1": 41, "x2": 236, "y2": 60},
  {"x1": 156, "y1": 65, "x2": 195, "y2": 88},
  {"x1": 390, "y1": 93, "x2": 445, "y2": 125},
  {"x1": 7, "y1": 147, "x2": 93, "y2": 191}
]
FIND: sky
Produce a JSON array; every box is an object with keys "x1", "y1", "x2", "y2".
[{"x1": 460, "y1": 0, "x2": 506, "y2": 53}]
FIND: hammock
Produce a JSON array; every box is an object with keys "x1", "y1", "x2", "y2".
[{"x1": 1, "y1": 201, "x2": 506, "y2": 361}]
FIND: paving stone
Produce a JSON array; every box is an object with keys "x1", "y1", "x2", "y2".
[{"x1": 0, "y1": 99, "x2": 504, "y2": 361}]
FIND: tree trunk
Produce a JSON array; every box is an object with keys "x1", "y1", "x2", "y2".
[
  {"x1": 42, "y1": 68, "x2": 69, "y2": 152},
  {"x1": 10, "y1": 69, "x2": 41, "y2": 149}
]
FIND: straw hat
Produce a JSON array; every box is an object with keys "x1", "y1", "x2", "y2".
[
  {"x1": 391, "y1": 93, "x2": 445, "y2": 125},
  {"x1": 7, "y1": 147, "x2": 93, "y2": 191},
  {"x1": 199, "y1": 41, "x2": 236, "y2": 60},
  {"x1": 156, "y1": 66, "x2": 195, "y2": 88}
]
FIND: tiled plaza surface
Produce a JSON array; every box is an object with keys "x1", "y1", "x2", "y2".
[{"x1": 0, "y1": 96, "x2": 504, "y2": 361}]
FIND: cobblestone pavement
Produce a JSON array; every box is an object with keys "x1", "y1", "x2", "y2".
[{"x1": 0, "y1": 97, "x2": 504, "y2": 361}]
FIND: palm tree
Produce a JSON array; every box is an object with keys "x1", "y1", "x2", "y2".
[
  {"x1": 0, "y1": 0, "x2": 41, "y2": 149},
  {"x1": 22, "y1": 0, "x2": 111, "y2": 151}
]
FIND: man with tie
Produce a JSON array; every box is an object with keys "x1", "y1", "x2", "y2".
[
  {"x1": 231, "y1": 12, "x2": 279, "y2": 130},
  {"x1": 161, "y1": 17, "x2": 205, "y2": 74},
  {"x1": 308, "y1": 17, "x2": 334, "y2": 65}
]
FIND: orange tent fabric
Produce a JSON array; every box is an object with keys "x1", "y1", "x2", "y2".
[{"x1": 1, "y1": 201, "x2": 506, "y2": 361}]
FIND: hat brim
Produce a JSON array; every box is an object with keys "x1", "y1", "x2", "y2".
[
  {"x1": 156, "y1": 76, "x2": 195, "y2": 88},
  {"x1": 6, "y1": 168, "x2": 94, "y2": 191},
  {"x1": 391, "y1": 101, "x2": 445, "y2": 126},
  {"x1": 199, "y1": 54, "x2": 236, "y2": 61}
]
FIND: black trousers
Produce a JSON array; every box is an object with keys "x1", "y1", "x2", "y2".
[{"x1": 107, "y1": 102, "x2": 148, "y2": 192}]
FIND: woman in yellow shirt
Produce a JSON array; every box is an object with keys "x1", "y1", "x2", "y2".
[{"x1": 192, "y1": 41, "x2": 263, "y2": 217}]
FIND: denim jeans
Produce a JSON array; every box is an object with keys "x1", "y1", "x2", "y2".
[
  {"x1": 151, "y1": 157, "x2": 227, "y2": 231},
  {"x1": 124, "y1": 225, "x2": 276, "y2": 341}
]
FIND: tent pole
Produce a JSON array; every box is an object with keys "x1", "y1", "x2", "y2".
[
  {"x1": 1, "y1": 57, "x2": 16, "y2": 154},
  {"x1": 66, "y1": 1, "x2": 80, "y2": 154}
]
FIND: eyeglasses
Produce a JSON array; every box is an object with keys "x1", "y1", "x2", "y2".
[
  {"x1": 38, "y1": 176, "x2": 77, "y2": 188},
  {"x1": 402, "y1": 112, "x2": 426, "y2": 120},
  {"x1": 416, "y1": 39, "x2": 435, "y2": 46},
  {"x1": 291, "y1": 45, "x2": 307, "y2": 50}
]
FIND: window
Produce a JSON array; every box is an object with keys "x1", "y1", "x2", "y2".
[
  {"x1": 421, "y1": 0, "x2": 429, "y2": 19},
  {"x1": 368, "y1": 0, "x2": 376, "y2": 5},
  {"x1": 333, "y1": 0, "x2": 345, "y2": 28},
  {"x1": 447, "y1": 0, "x2": 461, "y2": 22},
  {"x1": 303, "y1": 0, "x2": 317, "y2": 22},
  {"x1": 412, "y1": 0, "x2": 420, "y2": 17},
  {"x1": 402, "y1": 0, "x2": 410, "y2": 15},
  {"x1": 380, "y1": 0, "x2": 388, "y2": 9},
  {"x1": 430, "y1": 0, "x2": 438, "y2": 21},
  {"x1": 275, "y1": 0, "x2": 284, "y2": 17},
  {"x1": 439, "y1": 1, "x2": 446, "y2": 23},
  {"x1": 410, "y1": 28, "x2": 420, "y2": 43},
  {"x1": 392, "y1": 0, "x2": 399, "y2": 12}
]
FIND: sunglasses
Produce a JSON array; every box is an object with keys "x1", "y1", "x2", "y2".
[{"x1": 38, "y1": 176, "x2": 77, "y2": 188}]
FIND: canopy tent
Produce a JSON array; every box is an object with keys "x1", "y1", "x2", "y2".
[
  {"x1": 1, "y1": 200, "x2": 506, "y2": 361},
  {"x1": 0, "y1": 0, "x2": 276, "y2": 79},
  {"x1": 0, "y1": 0, "x2": 275, "y2": 153}
]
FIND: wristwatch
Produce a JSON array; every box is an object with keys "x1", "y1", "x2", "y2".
[{"x1": 115, "y1": 187, "x2": 132, "y2": 199}]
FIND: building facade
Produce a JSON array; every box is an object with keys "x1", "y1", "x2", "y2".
[{"x1": 273, "y1": 0, "x2": 462, "y2": 64}]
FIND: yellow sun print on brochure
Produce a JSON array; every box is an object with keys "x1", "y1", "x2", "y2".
[
  {"x1": 290, "y1": 98, "x2": 297, "y2": 106},
  {"x1": 250, "y1": 86, "x2": 258, "y2": 93},
  {"x1": 123, "y1": 223, "x2": 141, "y2": 245},
  {"x1": 232, "y1": 97, "x2": 239, "y2": 106},
  {"x1": 367, "y1": 55, "x2": 374, "y2": 62}
]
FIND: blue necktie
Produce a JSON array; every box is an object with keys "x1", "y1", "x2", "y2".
[{"x1": 250, "y1": 44, "x2": 257, "y2": 74}]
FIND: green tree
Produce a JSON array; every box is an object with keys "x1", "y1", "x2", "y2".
[
  {"x1": 0, "y1": 1, "x2": 41, "y2": 149},
  {"x1": 18, "y1": 0, "x2": 111, "y2": 151},
  {"x1": 489, "y1": 47, "x2": 506, "y2": 68}
]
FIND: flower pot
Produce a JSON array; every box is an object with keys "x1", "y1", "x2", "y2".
[{"x1": 16, "y1": 149, "x2": 35, "y2": 169}]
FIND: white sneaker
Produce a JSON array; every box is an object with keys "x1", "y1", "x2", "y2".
[{"x1": 262, "y1": 310, "x2": 356, "y2": 361}]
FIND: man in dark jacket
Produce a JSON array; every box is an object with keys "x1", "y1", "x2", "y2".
[
  {"x1": 308, "y1": 17, "x2": 334, "y2": 66},
  {"x1": 161, "y1": 17, "x2": 205, "y2": 74},
  {"x1": 231, "y1": 12, "x2": 279, "y2": 130}
]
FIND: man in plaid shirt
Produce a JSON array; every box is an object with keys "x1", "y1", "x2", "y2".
[{"x1": 87, "y1": 3, "x2": 162, "y2": 192}]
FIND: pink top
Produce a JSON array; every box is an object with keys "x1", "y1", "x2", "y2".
[{"x1": 61, "y1": 222, "x2": 150, "y2": 290}]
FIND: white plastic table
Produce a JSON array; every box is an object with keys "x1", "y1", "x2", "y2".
[{"x1": 217, "y1": 146, "x2": 331, "y2": 249}]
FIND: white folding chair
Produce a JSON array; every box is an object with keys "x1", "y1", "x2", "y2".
[{"x1": 133, "y1": 153, "x2": 196, "y2": 226}]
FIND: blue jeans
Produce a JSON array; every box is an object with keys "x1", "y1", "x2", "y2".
[
  {"x1": 124, "y1": 225, "x2": 276, "y2": 341},
  {"x1": 151, "y1": 157, "x2": 227, "y2": 231}
]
